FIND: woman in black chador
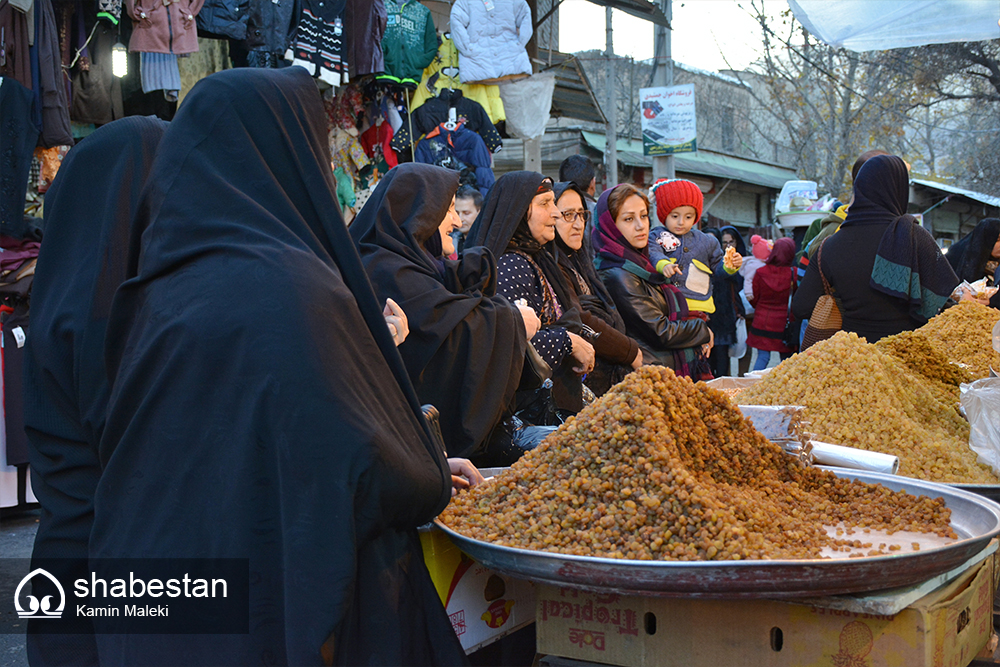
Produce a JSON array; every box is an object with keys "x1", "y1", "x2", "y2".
[
  {"x1": 25, "y1": 115, "x2": 168, "y2": 667},
  {"x1": 351, "y1": 163, "x2": 533, "y2": 460},
  {"x1": 91, "y1": 68, "x2": 467, "y2": 666}
]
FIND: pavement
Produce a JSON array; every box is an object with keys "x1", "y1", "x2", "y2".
[{"x1": 0, "y1": 508, "x2": 39, "y2": 667}]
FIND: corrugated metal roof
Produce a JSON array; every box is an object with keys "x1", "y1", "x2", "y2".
[
  {"x1": 911, "y1": 178, "x2": 1000, "y2": 209},
  {"x1": 539, "y1": 49, "x2": 607, "y2": 125},
  {"x1": 581, "y1": 131, "x2": 797, "y2": 190},
  {"x1": 582, "y1": 0, "x2": 670, "y2": 27}
]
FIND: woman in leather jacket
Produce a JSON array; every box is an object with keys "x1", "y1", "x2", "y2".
[{"x1": 593, "y1": 184, "x2": 712, "y2": 377}]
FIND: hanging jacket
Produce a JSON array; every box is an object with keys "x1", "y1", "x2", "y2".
[
  {"x1": 196, "y1": 0, "x2": 249, "y2": 40},
  {"x1": 392, "y1": 88, "x2": 501, "y2": 154},
  {"x1": 413, "y1": 122, "x2": 494, "y2": 196},
  {"x1": 450, "y1": 0, "x2": 531, "y2": 84},
  {"x1": 244, "y1": 0, "x2": 296, "y2": 55},
  {"x1": 378, "y1": 0, "x2": 437, "y2": 87},
  {"x1": 284, "y1": 0, "x2": 347, "y2": 86},
  {"x1": 126, "y1": 0, "x2": 205, "y2": 54},
  {"x1": 345, "y1": 0, "x2": 385, "y2": 78},
  {"x1": 411, "y1": 35, "x2": 505, "y2": 123}
]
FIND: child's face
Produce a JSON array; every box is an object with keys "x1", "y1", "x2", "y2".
[
  {"x1": 454, "y1": 197, "x2": 480, "y2": 234},
  {"x1": 664, "y1": 205, "x2": 699, "y2": 236}
]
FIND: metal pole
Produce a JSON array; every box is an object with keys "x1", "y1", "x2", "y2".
[
  {"x1": 652, "y1": 0, "x2": 673, "y2": 186},
  {"x1": 605, "y1": 6, "x2": 618, "y2": 189}
]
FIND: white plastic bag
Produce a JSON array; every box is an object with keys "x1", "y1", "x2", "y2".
[
  {"x1": 730, "y1": 318, "x2": 747, "y2": 358},
  {"x1": 961, "y1": 378, "x2": 1000, "y2": 475},
  {"x1": 497, "y1": 72, "x2": 556, "y2": 140}
]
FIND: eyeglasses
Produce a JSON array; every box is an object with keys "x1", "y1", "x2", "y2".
[{"x1": 559, "y1": 209, "x2": 591, "y2": 224}]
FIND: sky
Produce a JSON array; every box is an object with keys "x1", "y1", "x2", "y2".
[{"x1": 558, "y1": 0, "x2": 791, "y2": 73}]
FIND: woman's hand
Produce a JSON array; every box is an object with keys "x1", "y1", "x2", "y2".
[
  {"x1": 958, "y1": 289, "x2": 990, "y2": 306},
  {"x1": 516, "y1": 304, "x2": 541, "y2": 340},
  {"x1": 701, "y1": 328, "x2": 714, "y2": 357},
  {"x1": 383, "y1": 298, "x2": 409, "y2": 346},
  {"x1": 630, "y1": 348, "x2": 643, "y2": 370},
  {"x1": 568, "y1": 332, "x2": 596, "y2": 375},
  {"x1": 448, "y1": 458, "x2": 485, "y2": 497}
]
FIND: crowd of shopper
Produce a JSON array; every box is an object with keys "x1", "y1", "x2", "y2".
[{"x1": 22, "y1": 67, "x2": 1000, "y2": 666}]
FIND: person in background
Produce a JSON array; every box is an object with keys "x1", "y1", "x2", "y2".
[
  {"x1": 553, "y1": 181, "x2": 642, "y2": 395},
  {"x1": 452, "y1": 184, "x2": 483, "y2": 254},
  {"x1": 740, "y1": 235, "x2": 771, "y2": 303},
  {"x1": 946, "y1": 218, "x2": 1000, "y2": 309},
  {"x1": 793, "y1": 154, "x2": 959, "y2": 343},
  {"x1": 647, "y1": 179, "x2": 742, "y2": 315},
  {"x1": 559, "y1": 154, "x2": 598, "y2": 218},
  {"x1": 593, "y1": 183, "x2": 713, "y2": 379},
  {"x1": 351, "y1": 163, "x2": 536, "y2": 460},
  {"x1": 468, "y1": 171, "x2": 596, "y2": 418},
  {"x1": 747, "y1": 237, "x2": 796, "y2": 371},
  {"x1": 709, "y1": 226, "x2": 747, "y2": 376},
  {"x1": 90, "y1": 68, "x2": 468, "y2": 666}
]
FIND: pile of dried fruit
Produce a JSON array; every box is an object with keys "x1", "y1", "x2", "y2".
[
  {"x1": 875, "y1": 330, "x2": 970, "y2": 406},
  {"x1": 738, "y1": 332, "x2": 995, "y2": 484},
  {"x1": 916, "y1": 301, "x2": 1000, "y2": 379},
  {"x1": 441, "y1": 366, "x2": 955, "y2": 561}
]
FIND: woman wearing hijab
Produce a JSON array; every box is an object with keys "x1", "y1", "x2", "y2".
[
  {"x1": 467, "y1": 171, "x2": 596, "y2": 417},
  {"x1": 708, "y1": 226, "x2": 747, "y2": 376},
  {"x1": 91, "y1": 68, "x2": 466, "y2": 666},
  {"x1": 592, "y1": 184, "x2": 711, "y2": 376},
  {"x1": 351, "y1": 163, "x2": 537, "y2": 459},
  {"x1": 24, "y1": 115, "x2": 167, "y2": 667},
  {"x1": 793, "y1": 154, "x2": 959, "y2": 342},
  {"x1": 553, "y1": 181, "x2": 641, "y2": 395},
  {"x1": 747, "y1": 237, "x2": 796, "y2": 371},
  {"x1": 947, "y1": 218, "x2": 1000, "y2": 309}
]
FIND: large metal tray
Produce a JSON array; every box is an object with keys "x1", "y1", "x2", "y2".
[{"x1": 435, "y1": 469, "x2": 1000, "y2": 599}]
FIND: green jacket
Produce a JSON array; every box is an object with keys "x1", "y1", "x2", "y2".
[{"x1": 379, "y1": 1, "x2": 439, "y2": 87}]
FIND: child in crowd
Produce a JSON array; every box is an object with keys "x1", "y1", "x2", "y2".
[
  {"x1": 741, "y1": 235, "x2": 772, "y2": 303},
  {"x1": 647, "y1": 179, "x2": 742, "y2": 313},
  {"x1": 452, "y1": 184, "x2": 483, "y2": 255}
]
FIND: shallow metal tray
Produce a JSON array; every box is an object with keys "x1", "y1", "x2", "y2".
[{"x1": 435, "y1": 469, "x2": 1000, "y2": 599}]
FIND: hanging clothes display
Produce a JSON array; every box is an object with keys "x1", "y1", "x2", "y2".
[
  {"x1": 243, "y1": 0, "x2": 295, "y2": 67},
  {"x1": 411, "y1": 35, "x2": 505, "y2": 124},
  {"x1": 196, "y1": 0, "x2": 248, "y2": 40},
  {"x1": 392, "y1": 87, "x2": 501, "y2": 154},
  {"x1": 450, "y1": 0, "x2": 532, "y2": 84},
  {"x1": 34, "y1": 0, "x2": 72, "y2": 146},
  {"x1": 0, "y1": 78, "x2": 39, "y2": 230},
  {"x1": 140, "y1": 51, "x2": 181, "y2": 100},
  {"x1": 413, "y1": 121, "x2": 494, "y2": 195},
  {"x1": 377, "y1": 0, "x2": 437, "y2": 88},
  {"x1": 125, "y1": 0, "x2": 204, "y2": 54},
  {"x1": 1, "y1": 0, "x2": 32, "y2": 88},
  {"x1": 284, "y1": 0, "x2": 347, "y2": 86},
  {"x1": 70, "y1": 21, "x2": 125, "y2": 125},
  {"x1": 344, "y1": 0, "x2": 384, "y2": 79}
]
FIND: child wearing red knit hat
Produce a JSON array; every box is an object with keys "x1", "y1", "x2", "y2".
[{"x1": 647, "y1": 178, "x2": 742, "y2": 313}]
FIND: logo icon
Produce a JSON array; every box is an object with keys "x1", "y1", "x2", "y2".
[{"x1": 15, "y1": 568, "x2": 66, "y2": 619}]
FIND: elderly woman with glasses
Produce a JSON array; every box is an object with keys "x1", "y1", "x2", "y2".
[{"x1": 553, "y1": 182, "x2": 643, "y2": 395}]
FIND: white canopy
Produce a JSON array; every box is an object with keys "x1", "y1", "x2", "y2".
[{"x1": 787, "y1": 0, "x2": 1000, "y2": 51}]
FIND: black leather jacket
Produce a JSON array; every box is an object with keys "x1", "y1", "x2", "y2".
[{"x1": 599, "y1": 267, "x2": 711, "y2": 368}]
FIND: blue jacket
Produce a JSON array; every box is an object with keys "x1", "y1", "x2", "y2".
[
  {"x1": 647, "y1": 226, "x2": 736, "y2": 313},
  {"x1": 413, "y1": 123, "x2": 495, "y2": 195}
]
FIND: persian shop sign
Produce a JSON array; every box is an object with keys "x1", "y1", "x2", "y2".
[{"x1": 640, "y1": 84, "x2": 697, "y2": 156}]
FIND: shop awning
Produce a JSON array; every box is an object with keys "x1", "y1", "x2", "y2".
[
  {"x1": 581, "y1": 131, "x2": 797, "y2": 190},
  {"x1": 539, "y1": 49, "x2": 607, "y2": 125},
  {"x1": 787, "y1": 0, "x2": 1000, "y2": 52},
  {"x1": 581, "y1": 0, "x2": 669, "y2": 27},
  {"x1": 911, "y1": 178, "x2": 1000, "y2": 209}
]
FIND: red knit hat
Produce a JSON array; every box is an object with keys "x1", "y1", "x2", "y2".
[{"x1": 650, "y1": 179, "x2": 703, "y2": 223}]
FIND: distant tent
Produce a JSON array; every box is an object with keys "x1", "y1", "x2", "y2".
[{"x1": 788, "y1": 0, "x2": 1000, "y2": 51}]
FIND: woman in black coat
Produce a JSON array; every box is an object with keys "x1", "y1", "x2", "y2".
[
  {"x1": 707, "y1": 226, "x2": 747, "y2": 376},
  {"x1": 792, "y1": 155, "x2": 959, "y2": 342},
  {"x1": 947, "y1": 218, "x2": 1000, "y2": 309},
  {"x1": 592, "y1": 184, "x2": 711, "y2": 377}
]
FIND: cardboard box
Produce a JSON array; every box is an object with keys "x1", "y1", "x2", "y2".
[
  {"x1": 537, "y1": 556, "x2": 994, "y2": 667},
  {"x1": 420, "y1": 529, "x2": 535, "y2": 653}
]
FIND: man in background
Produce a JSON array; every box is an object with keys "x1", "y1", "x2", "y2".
[{"x1": 453, "y1": 184, "x2": 483, "y2": 254}]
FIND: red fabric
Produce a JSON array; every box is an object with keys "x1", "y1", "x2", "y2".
[
  {"x1": 360, "y1": 121, "x2": 397, "y2": 168},
  {"x1": 747, "y1": 264, "x2": 795, "y2": 353},
  {"x1": 651, "y1": 178, "x2": 703, "y2": 223}
]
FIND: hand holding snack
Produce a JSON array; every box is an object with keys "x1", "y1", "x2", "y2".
[{"x1": 723, "y1": 245, "x2": 743, "y2": 271}]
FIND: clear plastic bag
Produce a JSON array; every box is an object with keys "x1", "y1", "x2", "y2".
[{"x1": 961, "y1": 378, "x2": 1000, "y2": 475}]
